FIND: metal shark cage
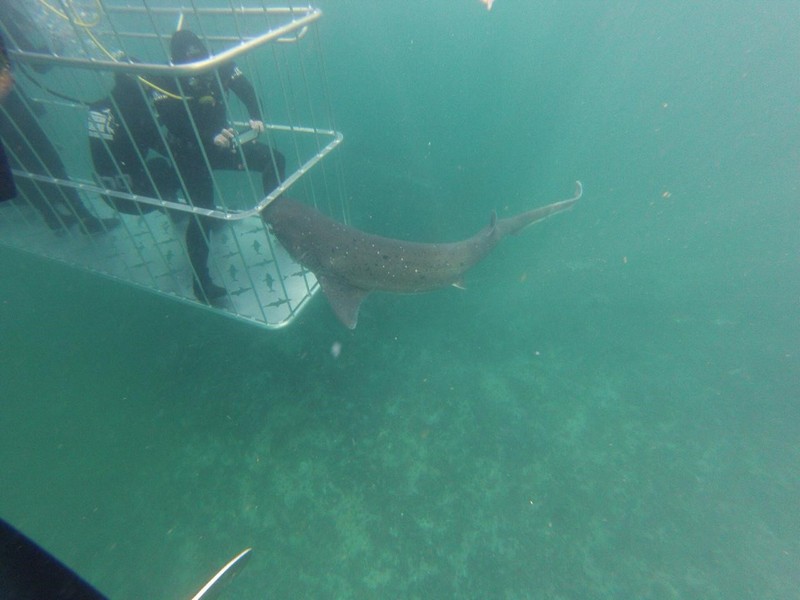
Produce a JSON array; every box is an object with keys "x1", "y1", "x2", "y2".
[{"x1": 0, "y1": 1, "x2": 344, "y2": 328}]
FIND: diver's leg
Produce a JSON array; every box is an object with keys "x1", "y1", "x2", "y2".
[
  {"x1": 186, "y1": 214, "x2": 225, "y2": 302},
  {"x1": 0, "y1": 139, "x2": 17, "y2": 201},
  {"x1": 0, "y1": 91, "x2": 117, "y2": 233},
  {"x1": 176, "y1": 153, "x2": 225, "y2": 302},
  {"x1": 10, "y1": 177, "x2": 73, "y2": 230},
  {"x1": 242, "y1": 142, "x2": 285, "y2": 195},
  {"x1": 102, "y1": 158, "x2": 178, "y2": 216},
  {"x1": 0, "y1": 96, "x2": 76, "y2": 229},
  {"x1": 147, "y1": 157, "x2": 180, "y2": 203},
  {"x1": 210, "y1": 142, "x2": 285, "y2": 197}
]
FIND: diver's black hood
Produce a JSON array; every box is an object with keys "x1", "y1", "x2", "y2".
[{"x1": 170, "y1": 30, "x2": 209, "y2": 64}]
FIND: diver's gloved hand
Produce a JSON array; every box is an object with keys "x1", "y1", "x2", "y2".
[
  {"x1": 248, "y1": 119, "x2": 265, "y2": 134},
  {"x1": 213, "y1": 128, "x2": 236, "y2": 150}
]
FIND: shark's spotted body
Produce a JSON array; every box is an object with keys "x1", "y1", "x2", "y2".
[{"x1": 263, "y1": 182, "x2": 582, "y2": 328}]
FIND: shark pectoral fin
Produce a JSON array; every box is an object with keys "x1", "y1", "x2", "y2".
[{"x1": 318, "y1": 275, "x2": 369, "y2": 330}]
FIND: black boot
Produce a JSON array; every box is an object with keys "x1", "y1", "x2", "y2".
[
  {"x1": 47, "y1": 182, "x2": 119, "y2": 234},
  {"x1": 186, "y1": 216, "x2": 226, "y2": 303},
  {"x1": 77, "y1": 215, "x2": 120, "y2": 234},
  {"x1": 193, "y1": 276, "x2": 226, "y2": 304},
  {"x1": 43, "y1": 211, "x2": 77, "y2": 233}
]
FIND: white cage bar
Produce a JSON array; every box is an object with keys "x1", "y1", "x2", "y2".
[{"x1": 0, "y1": 1, "x2": 345, "y2": 328}]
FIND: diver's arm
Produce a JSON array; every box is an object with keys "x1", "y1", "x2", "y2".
[{"x1": 227, "y1": 65, "x2": 263, "y2": 122}]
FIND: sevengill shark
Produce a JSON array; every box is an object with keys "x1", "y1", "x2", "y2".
[{"x1": 262, "y1": 181, "x2": 583, "y2": 329}]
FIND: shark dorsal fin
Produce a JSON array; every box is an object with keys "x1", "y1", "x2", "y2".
[{"x1": 318, "y1": 275, "x2": 369, "y2": 329}]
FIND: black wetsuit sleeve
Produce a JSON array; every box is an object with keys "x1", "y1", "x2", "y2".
[{"x1": 227, "y1": 65, "x2": 262, "y2": 121}]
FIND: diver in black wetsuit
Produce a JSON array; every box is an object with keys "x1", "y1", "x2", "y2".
[
  {"x1": 153, "y1": 29, "x2": 286, "y2": 303},
  {"x1": 0, "y1": 3, "x2": 118, "y2": 233},
  {"x1": 88, "y1": 69, "x2": 179, "y2": 215},
  {"x1": 0, "y1": 33, "x2": 16, "y2": 202}
]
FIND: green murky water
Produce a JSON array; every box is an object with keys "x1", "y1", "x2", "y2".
[{"x1": 1, "y1": 2, "x2": 798, "y2": 598}]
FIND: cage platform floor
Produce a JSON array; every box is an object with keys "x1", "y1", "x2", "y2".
[{"x1": 0, "y1": 197, "x2": 318, "y2": 329}]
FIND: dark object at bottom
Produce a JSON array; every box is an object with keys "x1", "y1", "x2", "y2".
[
  {"x1": 76, "y1": 215, "x2": 120, "y2": 234},
  {"x1": 0, "y1": 518, "x2": 108, "y2": 600},
  {"x1": 0, "y1": 139, "x2": 16, "y2": 201}
]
